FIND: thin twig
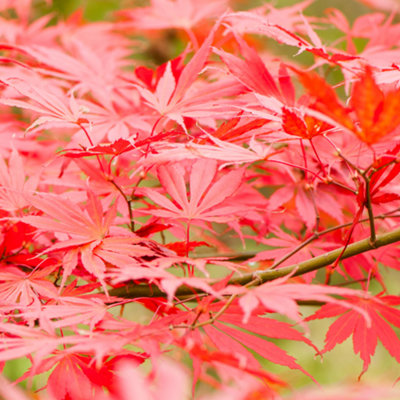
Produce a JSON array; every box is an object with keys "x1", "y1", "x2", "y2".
[
  {"x1": 328, "y1": 179, "x2": 357, "y2": 195},
  {"x1": 270, "y1": 208, "x2": 400, "y2": 270},
  {"x1": 171, "y1": 278, "x2": 259, "y2": 330},
  {"x1": 172, "y1": 294, "x2": 238, "y2": 330},
  {"x1": 323, "y1": 135, "x2": 363, "y2": 175},
  {"x1": 310, "y1": 137, "x2": 327, "y2": 177},
  {"x1": 78, "y1": 123, "x2": 106, "y2": 176},
  {"x1": 109, "y1": 180, "x2": 134, "y2": 232}
]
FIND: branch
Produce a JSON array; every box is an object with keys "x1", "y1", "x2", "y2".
[
  {"x1": 363, "y1": 175, "x2": 376, "y2": 245},
  {"x1": 108, "y1": 227, "x2": 400, "y2": 299},
  {"x1": 203, "y1": 210, "x2": 400, "y2": 268}
]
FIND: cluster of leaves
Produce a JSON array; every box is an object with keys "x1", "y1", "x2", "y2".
[{"x1": 1, "y1": 0, "x2": 400, "y2": 398}]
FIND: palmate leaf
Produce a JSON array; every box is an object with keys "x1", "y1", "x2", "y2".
[
  {"x1": 133, "y1": 19, "x2": 243, "y2": 131},
  {"x1": 22, "y1": 37, "x2": 131, "y2": 110},
  {"x1": 215, "y1": 40, "x2": 335, "y2": 142},
  {"x1": 40, "y1": 353, "x2": 104, "y2": 400},
  {"x1": 146, "y1": 298, "x2": 314, "y2": 384},
  {"x1": 139, "y1": 159, "x2": 245, "y2": 223},
  {"x1": 224, "y1": 8, "x2": 358, "y2": 67},
  {"x1": 189, "y1": 344, "x2": 286, "y2": 389},
  {"x1": 267, "y1": 176, "x2": 345, "y2": 231},
  {"x1": 17, "y1": 351, "x2": 147, "y2": 400},
  {"x1": 0, "y1": 322, "x2": 63, "y2": 363},
  {"x1": 350, "y1": 67, "x2": 400, "y2": 144},
  {"x1": 224, "y1": 277, "x2": 371, "y2": 328},
  {"x1": 294, "y1": 68, "x2": 355, "y2": 133},
  {"x1": 20, "y1": 296, "x2": 111, "y2": 332},
  {"x1": 298, "y1": 66, "x2": 400, "y2": 144},
  {"x1": 214, "y1": 36, "x2": 281, "y2": 99},
  {"x1": 22, "y1": 192, "x2": 155, "y2": 289},
  {"x1": 1, "y1": 76, "x2": 89, "y2": 131},
  {"x1": 282, "y1": 107, "x2": 333, "y2": 139},
  {"x1": 203, "y1": 311, "x2": 316, "y2": 381},
  {"x1": 0, "y1": 149, "x2": 39, "y2": 214},
  {"x1": 22, "y1": 192, "x2": 113, "y2": 241},
  {"x1": 0, "y1": 264, "x2": 58, "y2": 309},
  {"x1": 307, "y1": 295, "x2": 400, "y2": 376}
]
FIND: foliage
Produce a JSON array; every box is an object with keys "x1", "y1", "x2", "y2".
[{"x1": 1, "y1": 0, "x2": 400, "y2": 399}]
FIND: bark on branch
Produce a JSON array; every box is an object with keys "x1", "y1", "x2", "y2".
[{"x1": 108, "y1": 227, "x2": 400, "y2": 299}]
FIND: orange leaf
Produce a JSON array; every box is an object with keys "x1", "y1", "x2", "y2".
[
  {"x1": 351, "y1": 67, "x2": 384, "y2": 143},
  {"x1": 294, "y1": 68, "x2": 354, "y2": 130},
  {"x1": 372, "y1": 90, "x2": 400, "y2": 143},
  {"x1": 282, "y1": 107, "x2": 308, "y2": 138}
]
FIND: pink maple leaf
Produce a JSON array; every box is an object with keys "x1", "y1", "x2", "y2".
[
  {"x1": 22, "y1": 192, "x2": 154, "y2": 290},
  {"x1": 203, "y1": 310, "x2": 316, "y2": 381},
  {"x1": 1, "y1": 76, "x2": 89, "y2": 131},
  {"x1": 139, "y1": 159, "x2": 245, "y2": 223},
  {"x1": 224, "y1": 276, "x2": 370, "y2": 328},
  {"x1": 133, "y1": 20, "x2": 243, "y2": 132},
  {"x1": 0, "y1": 264, "x2": 58, "y2": 309},
  {"x1": 0, "y1": 322, "x2": 63, "y2": 363},
  {"x1": 0, "y1": 149, "x2": 39, "y2": 214}
]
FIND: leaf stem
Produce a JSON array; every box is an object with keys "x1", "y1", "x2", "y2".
[
  {"x1": 172, "y1": 294, "x2": 238, "y2": 330},
  {"x1": 310, "y1": 137, "x2": 327, "y2": 177},
  {"x1": 78, "y1": 122, "x2": 106, "y2": 176}
]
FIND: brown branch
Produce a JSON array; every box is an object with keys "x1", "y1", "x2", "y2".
[
  {"x1": 108, "y1": 227, "x2": 400, "y2": 299},
  {"x1": 362, "y1": 175, "x2": 376, "y2": 245}
]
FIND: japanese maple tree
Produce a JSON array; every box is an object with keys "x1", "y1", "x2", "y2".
[{"x1": 2, "y1": 0, "x2": 400, "y2": 399}]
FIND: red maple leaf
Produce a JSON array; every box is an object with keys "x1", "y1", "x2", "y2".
[
  {"x1": 202, "y1": 308, "x2": 317, "y2": 381},
  {"x1": 307, "y1": 294, "x2": 400, "y2": 376}
]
